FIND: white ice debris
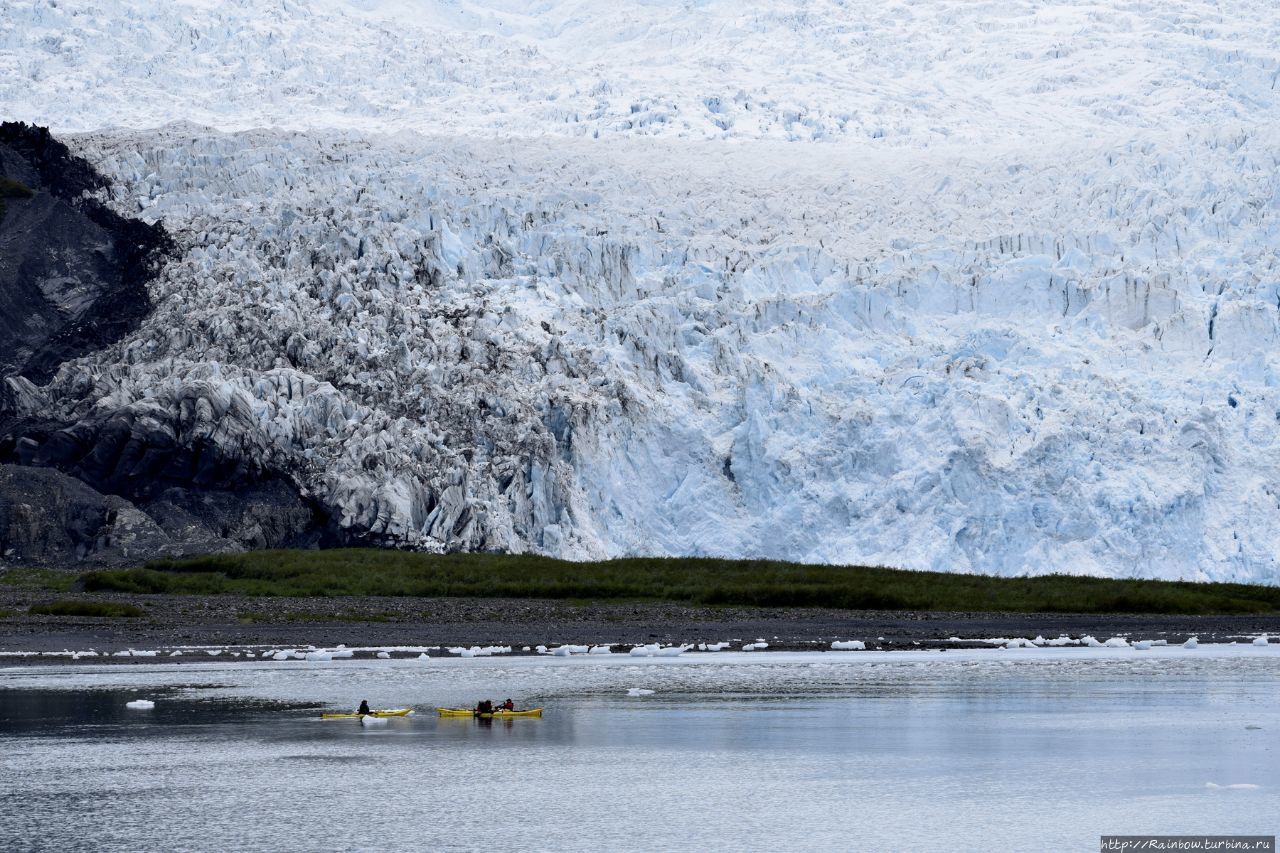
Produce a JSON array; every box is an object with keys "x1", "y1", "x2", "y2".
[
  {"x1": 1004, "y1": 639, "x2": 1037, "y2": 649},
  {"x1": 360, "y1": 716, "x2": 389, "y2": 728},
  {"x1": 535, "y1": 646, "x2": 549, "y2": 655},
  {"x1": 305, "y1": 651, "x2": 333, "y2": 661},
  {"x1": 417, "y1": 653, "x2": 430, "y2": 660},
  {"x1": 1104, "y1": 638, "x2": 1131, "y2": 648},
  {"x1": 626, "y1": 688, "x2": 656, "y2": 697},
  {"x1": 1045, "y1": 636, "x2": 1079, "y2": 647},
  {"x1": 1253, "y1": 635, "x2": 1271, "y2": 646},
  {"x1": 125, "y1": 700, "x2": 155, "y2": 710},
  {"x1": 1183, "y1": 638, "x2": 1200, "y2": 649},
  {"x1": 588, "y1": 646, "x2": 613, "y2": 655},
  {"x1": 375, "y1": 652, "x2": 391, "y2": 659},
  {"x1": 7, "y1": 0, "x2": 1280, "y2": 584},
  {"x1": 1205, "y1": 783, "x2": 1261, "y2": 790},
  {"x1": 1081, "y1": 637, "x2": 1105, "y2": 648},
  {"x1": 831, "y1": 641, "x2": 866, "y2": 651},
  {"x1": 1133, "y1": 641, "x2": 1153, "y2": 650}
]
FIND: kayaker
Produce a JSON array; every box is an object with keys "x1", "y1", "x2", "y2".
[
  {"x1": 475, "y1": 700, "x2": 494, "y2": 714},
  {"x1": 357, "y1": 700, "x2": 372, "y2": 715},
  {"x1": 501, "y1": 699, "x2": 514, "y2": 711}
]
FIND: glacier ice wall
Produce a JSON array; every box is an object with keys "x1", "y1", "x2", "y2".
[
  {"x1": 2, "y1": 0, "x2": 1280, "y2": 581},
  {"x1": 0, "y1": 124, "x2": 1269, "y2": 581}
]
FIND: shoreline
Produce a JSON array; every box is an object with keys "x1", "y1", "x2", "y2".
[{"x1": 3, "y1": 589, "x2": 1279, "y2": 664}]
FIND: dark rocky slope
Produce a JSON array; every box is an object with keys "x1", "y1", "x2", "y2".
[{"x1": 0, "y1": 123, "x2": 321, "y2": 566}]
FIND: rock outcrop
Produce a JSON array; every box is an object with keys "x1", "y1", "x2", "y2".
[{"x1": 0, "y1": 123, "x2": 322, "y2": 566}]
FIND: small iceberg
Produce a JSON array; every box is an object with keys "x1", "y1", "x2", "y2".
[
  {"x1": 360, "y1": 715, "x2": 390, "y2": 728},
  {"x1": 125, "y1": 700, "x2": 155, "y2": 710},
  {"x1": 831, "y1": 641, "x2": 865, "y2": 651},
  {"x1": 626, "y1": 688, "x2": 655, "y2": 697},
  {"x1": 1253, "y1": 634, "x2": 1270, "y2": 646},
  {"x1": 1183, "y1": 637, "x2": 1199, "y2": 649},
  {"x1": 375, "y1": 651, "x2": 391, "y2": 659},
  {"x1": 1104, "y1": 637, "x2": 1130, "y2": 648},
  {"x1": 1205, "y1": 782, "x2": 1260, "y2": 790},
  {"x1": 588, "y1": 645, "x2": 612, "y2": 655},
  {"x1": 1133, "y1": 641, "x2": 1153, "y2": 650}
]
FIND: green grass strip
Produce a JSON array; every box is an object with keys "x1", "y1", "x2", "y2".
[
  {"x1": 73, "y1": 549, "x2": 1280, "y2": 615},
  {"x1": 29, "y1": 600, "x2": 145, "y2": 618}
]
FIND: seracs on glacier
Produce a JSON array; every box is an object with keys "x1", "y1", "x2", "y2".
[{"x1": 3, "y1": 0, "x2": 1280, "y2": 582}]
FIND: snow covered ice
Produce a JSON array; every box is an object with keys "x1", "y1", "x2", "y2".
[{"x1": 3, "y1": 0, "x2": 1280, "y2": 581}]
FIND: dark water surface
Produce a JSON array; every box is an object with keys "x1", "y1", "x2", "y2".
[{"x1": 2, "y1": 650, "x2": 1277, "y2": 851}]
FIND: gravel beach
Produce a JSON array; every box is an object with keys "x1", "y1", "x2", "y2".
[{"x1": 3, "y1": 586, "x2": 1279, "y2": 663}]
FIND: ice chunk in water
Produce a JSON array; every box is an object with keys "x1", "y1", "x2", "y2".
[
  {"x1": 360, "y1": 716, "x2": 389, "y2": 728},
  {"x1": 126, "y1": 700, "x2": 155, "y2": 710},
  {"x1": 1183, "y1": 637, "x2": 1199, "y2": 649},
  {"x1": 1104, "y1": 638, "x2": 1130, "y2": 648},
  {"x1": 831, "y1": 641, "x2": 865, "y2": 650},
  {"x1": 626, "y1": 688, "x2": 655, "y2": 696},
  {"x1": 376, "y1": 651, "x2": 391, "y2": 659},
  {"x1": 1133, "y1": 641, "x2": 1152, "y2": 650},
  {"x1": 1253, "y1": 635, "x2": 1270, "y2": 646}
]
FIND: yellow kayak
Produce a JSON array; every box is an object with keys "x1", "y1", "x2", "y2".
[
  {"x1": 321, "y1": 708, "x2": 414, "y2": 719},
  {"x1": 437, "y1": 707, "x2": 543, "y2": 718}
]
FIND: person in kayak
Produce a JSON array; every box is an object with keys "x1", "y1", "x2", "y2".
[
  {"x1": 357, "y1": 700, "x2": 372, "y2": 715},
  {"x1": 501, "y1": 699, "x2": 514, "y2": 711},
  {"x1": 475, "y1": 700, "x2": 494, "y2": 714}
]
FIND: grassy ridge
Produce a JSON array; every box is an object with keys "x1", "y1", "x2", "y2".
[
  {"x1": 29, "y1": 600, "x2": 145, "y2": 618},
  {"x1": 76, "y1": 549, "x2": 1280, "y2": 615}
]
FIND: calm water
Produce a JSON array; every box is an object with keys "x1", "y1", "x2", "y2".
[{"x1": 1, "y1": 649, "x2": 1277, "y2": 851}]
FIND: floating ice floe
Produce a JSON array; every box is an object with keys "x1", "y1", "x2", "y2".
[
  {"x1": 626, "y1": 688, "x2": 655, "y2": 697},
  {"x1": 417, "y1": 653, "x2": 430, "y2": 660},
  {"x1": 831, "y1": 641, "x2": 866, "y2": 651},
  {"x1": 1253, "y1": 635, "x2": 1270, "y2": 646},
  {"x1": 535, "y1": 645, "x2": 549, "y2": 655},
  {"x1": 1044, "y1": 636, "x2": 1079, "y2": 646},
  {"x1": 375, "y1": 651, "x2": 391, "y2": 659},
  {"x1": 305, "y1": 651, "x2": 333, "y2": 661},
  {"x1": 360, "y1": 716, "x2": 389, "y2": 728},
  {"x1": 1133, "y1": 641, "x2": 1153, "y2": 650},
  {"x1": 1205, "y1": 782, "x2": 1260, "y2": 790},
  {"x1": 125, "y1": 700, "x2": 155, "y2": 710},
  {"x1": 588, "y1": 645, "x2": 612, "y2": 655},
  {"x1": 1104, "y1": 638, "x2": 1130, "y2": 648},
  {"x1": 741, "y1": 642, "x2": 769, "y2": 651},
  {"x1": 1183, "y1": 637, "x2": 1199, "y2": 649},
  {"x1": 1004, "y1": 638, "x2": 1037, "y2": 649}
]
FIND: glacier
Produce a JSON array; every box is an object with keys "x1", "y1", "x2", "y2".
[{"x1": 1, "y1": 0, "x2": 1280, "y2": 581}]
